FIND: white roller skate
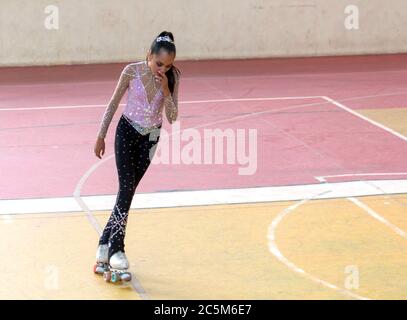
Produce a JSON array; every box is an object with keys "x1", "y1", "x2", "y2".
[
  {"x1": 93, "y1": 244, "x2": 109, "y2": 275},
  {"x1": 103, "y1": 251, "x2": 132, "y2": 283}
]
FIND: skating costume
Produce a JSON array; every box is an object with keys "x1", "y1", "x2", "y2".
[{"x1": 96, "y1": 60, "x2": 179, "y2": 261}]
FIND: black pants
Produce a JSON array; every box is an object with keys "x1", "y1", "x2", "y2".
[{"x1": 99, "y1": 115, "x2": 161, "y2": 259}]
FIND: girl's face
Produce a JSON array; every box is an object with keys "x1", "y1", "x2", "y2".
[{"x1": 147, "y1": 49, "x2": 175, "y2": 75}]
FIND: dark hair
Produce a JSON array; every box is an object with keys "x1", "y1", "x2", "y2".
[{"x1": 146, "y1": 31, "x2": 181, "y2": 95}]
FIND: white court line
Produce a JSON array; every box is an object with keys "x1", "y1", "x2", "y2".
[
  {"x1": 0, "y1": 104, "x2": 112, "y2": 111},
  {"x1": 322, "y1": 96, "x2": 407, "y2": 142},
  {"x1": 2, "y1": 180, "x2": 407, "y2": 215},
  {"x1": 267, "y1": 190, "x2": 370, "y2": 300},
  {"x1": 2, "y1": 89, "x2": 407, "y2": 112},
  {"x1": 348, "y1": 197, "x2": 407, "y2": 240},
  {"x1": 316, "y1": 172, "x2": 407, "y2": 183},
  {"x1": 0, "y1": 96, "x2": 323, "y2": 111}
]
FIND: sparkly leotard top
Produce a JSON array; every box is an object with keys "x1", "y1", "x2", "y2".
[{"x1": 97, "y1": 60, "x2": 179, "y2": 138}]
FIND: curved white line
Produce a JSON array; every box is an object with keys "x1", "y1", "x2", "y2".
[
  {"x1": 73, "y1": 153, "x2": 150, "y2": 299},
  {"x1": 267, "y1": 190, "x2": 370, "y2": 300},
  {"x1": 73, "y1": 154, "x2": 114, "y2": 234}
]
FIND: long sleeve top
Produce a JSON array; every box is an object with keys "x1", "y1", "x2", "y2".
[{"x1": 97, "y1": 60, "x2": 179, "y2": 139}]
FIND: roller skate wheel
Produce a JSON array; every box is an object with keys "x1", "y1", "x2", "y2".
[
  {"x1": 111, "y1": 272, "x2": 118, "y2": 283},
  {"x1": 121, "y1": 273, "x2": 132, "y2": 282},
  {"x1": 94, "y1": 263, "x2": 106, "y2": 274},
  {"x1": 103, "y1": 271, "x2": 111, "y2": 282}
]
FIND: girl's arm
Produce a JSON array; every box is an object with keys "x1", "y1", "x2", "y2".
[
  {"x1": 96, "y1": 65, "x2": 134, "y2": 139},
  {"x1": 163, "y1": 71, "x2": 180, "y2": 124}
]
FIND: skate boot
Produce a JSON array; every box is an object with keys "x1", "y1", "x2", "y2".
[
  {"x1": 93, "y1": 244, "x2": 109, "y2": 275},
  {"x1": 103, "y1": 251, "x2": 132, "y2": 283}
]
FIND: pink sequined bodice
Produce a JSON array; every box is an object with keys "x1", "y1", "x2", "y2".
[
  {"x1": 96, "y1": 60, "x2": 180, "y2": 138},
  {"x1": 123, "y1": 74, "x2": 164, "y2": 129}
]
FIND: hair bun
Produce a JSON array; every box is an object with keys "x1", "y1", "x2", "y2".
[{"x1": 157, "y1": 31, "x2": 174, "y2": 42}]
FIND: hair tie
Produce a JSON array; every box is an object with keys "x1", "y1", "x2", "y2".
[{"x1": 156, "y1": 35, "x2": 174, "y2": 44}]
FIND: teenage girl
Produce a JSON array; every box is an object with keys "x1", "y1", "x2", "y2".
[{"x1": 93, "y1": 31, "x2": 181, "y2": 279}]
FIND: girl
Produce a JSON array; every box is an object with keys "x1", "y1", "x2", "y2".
[{"x1": 93, "y1": 31, "x2": 181, "y2": 281}]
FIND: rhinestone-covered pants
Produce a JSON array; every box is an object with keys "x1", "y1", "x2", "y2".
[{"x1": 99, "y1": 115, "x2": 161, "y2": 259}]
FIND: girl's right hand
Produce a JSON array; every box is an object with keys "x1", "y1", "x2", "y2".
[{"x1": 94, "y1": 137, "x2": 105, "y2": 159}]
